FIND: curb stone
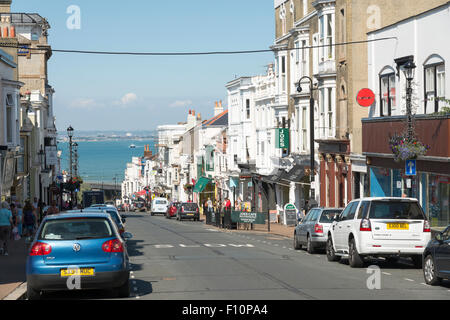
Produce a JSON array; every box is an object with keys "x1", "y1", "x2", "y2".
[{"x1": 2, "y1": 282, "x2": 27, "y2": 300}]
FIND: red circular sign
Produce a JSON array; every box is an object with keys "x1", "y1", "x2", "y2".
[{"x1": 356, "y1": 88, "x2": 375, "y2": 107}]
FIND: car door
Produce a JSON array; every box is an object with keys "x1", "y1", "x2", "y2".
[
  {"x1": 299, "y1": 210, "x2": 316, "y2": 244},
  {"x1": 297, "y1": 210, "x2": 311, "y2": 243},
  {"x1": 341, "y1": 201, "x2": 360, "y2": 251},
  {"x1": 435, "y1": 227, "x2": 450, "y2": 276},
  {"x1": 333, "y1": 204, "x2": 353, "y2": 250}
]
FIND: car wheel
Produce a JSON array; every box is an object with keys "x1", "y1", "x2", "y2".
[
  {"x1": 326, "y1": 237, "x2": 340, "y2": 262},
  {"x1": 26, "y1": 283, "x2": 41, "y2": 300},
  {"x1": 176, "y1": 214, "x2": 180, "y2": 221},
  {"x1": 348, "y1": 238, "x2": 364, "y2": 268},
  {"x1": 117, "y1": 278, "x2": 130, "y2": 298},
  {"x1": 306, "y1": 235, "x2": 315, "y2": 254},
  {"x1": 151, "y1": 212, "x2": 154, "y2": 216},
  {"x1": 411, "y1": 255, "x2": 423, "y2": 269},
  {"x1": 423, "y1": 255, "x2": 442, "y2": 286},
  {"x1": 293, "y1": 233, "x2": 302, "y2": 250}
]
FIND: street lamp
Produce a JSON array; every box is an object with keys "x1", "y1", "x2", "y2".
[
  {"x1": 402, "y1": 60, "x2": 416, "y2": 142},
  {"x1": 67, "y1": 126, "x2": 74, "y2": 204},
  {"x1": 296, "y1": 76, "x2": 317, "y2": 203}
]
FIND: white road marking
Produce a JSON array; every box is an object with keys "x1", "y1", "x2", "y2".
[
  {"x1": 382, "y1": 272, "x2": 392, "y2": 276},
  {"x1": 135, "y1": 295, "x2": 140, "y2": 299},
  {"x1": 421, "y1": 283, "x2": 427, "y2": 286},
  {"x1": 404, "y1": 278, "x2": 415, "y2": 282}
]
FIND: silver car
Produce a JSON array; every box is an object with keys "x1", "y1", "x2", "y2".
[{"x1": 294, "y1": 208, "x2": 343, "y2": 253}]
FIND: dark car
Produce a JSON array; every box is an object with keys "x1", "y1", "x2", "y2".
[
  {"x1": 26, "y1": 212, "x2": 132, "y2": 300},
  {"x1": 177, "y1": 202, "x2": 200, "y2": 221},
  {"x1": 83, "y1": 207, "x2": 126, "y2": 238},
  {"x1": 135, "y1": 202, "x2": 146, "y2": 212},
  {"x1": 423, "y1": 225, "x2": 450, "y2": 285},
  {"x1": 166, "y1": 202, "x2": 180, "y2": 219}
]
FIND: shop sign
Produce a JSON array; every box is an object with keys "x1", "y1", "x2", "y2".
[
  {"x1": 405, "y1": 159, "x2": 416, "y2": 176},
  {"x1": 276, "y1": 128, "x2": 289, "y2": 149},
  {"x1": 231, "y1": 211, "x2": 266, "y2": 224}
]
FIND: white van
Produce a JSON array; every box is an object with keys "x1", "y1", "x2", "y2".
[{"x1": 151, "y1": 198, "x2": 169, "y2": 216}]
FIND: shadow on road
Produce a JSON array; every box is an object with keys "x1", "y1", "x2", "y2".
[
  {"x1": 126, "y1": 239, "x2": 145, "y2": 257},
  {"x1": 132, "y1": 279, "x2": 153, "y2": 296}
]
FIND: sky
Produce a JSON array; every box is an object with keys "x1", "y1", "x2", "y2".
[{"x1": 11, "y1": 0, "x2": 275, "y2": 132}]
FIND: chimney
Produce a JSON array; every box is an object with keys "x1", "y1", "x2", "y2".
[
  {"x1": 214, "y1": 99, "x2": 224, "y2": 116},
  {"x1": 197, "y1": 113, "x2": 201, "y2": 121},
  {"x1": 0, "y1": 0, "x2": 11, "y2": 13}
]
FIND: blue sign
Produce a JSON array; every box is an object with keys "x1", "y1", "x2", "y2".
[{"x1": 405, "y1": 160, "x2": 416, "y2": 176}]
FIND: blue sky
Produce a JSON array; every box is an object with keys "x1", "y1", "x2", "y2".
[{"x1": 12, "y1": 0, "x2": 275, "y2": 131}]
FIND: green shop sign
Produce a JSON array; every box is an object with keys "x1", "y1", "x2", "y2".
[
  {"x1": 231, "y1": 211, "x2": 266, "y2": 224},
  {"x1": 276, "y1": 128, "x2": 289, "y2": 149}
]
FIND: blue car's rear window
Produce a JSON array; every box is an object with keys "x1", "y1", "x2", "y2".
[{"x1": 39, "y1": 218, "x2": 113, "y2": 240}]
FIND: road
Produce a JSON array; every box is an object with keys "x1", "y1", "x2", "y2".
[{"x1": 41, "y1": 212, "x2": 450, "y2": 300}]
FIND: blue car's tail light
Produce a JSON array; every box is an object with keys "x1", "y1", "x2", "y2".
[
  {"x1": 30, "y1": 242, "x2": 52, "y2": 256},
  {"x1": 102, "y1": 239, "x2": 124, "y2": 253}
]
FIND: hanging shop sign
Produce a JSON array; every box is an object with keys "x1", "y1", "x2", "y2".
[{"x1": 276, "y1": 128, "x2": 289, "y2": 149}]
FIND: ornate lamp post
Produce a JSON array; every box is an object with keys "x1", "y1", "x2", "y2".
[
  {"x1": 403, "y1": 60, "x2": 416, "y2": 142},
  {"x1": 297, "y1": 76, "x2": 317, "y2": 205},
  {"x1": 67, "y1": 126, "x2": 74, "y2": 204}
]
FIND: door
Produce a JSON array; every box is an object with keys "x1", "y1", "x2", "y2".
[
  {"x1": 299, "y1": 209, "x2": 315, "y2": 244},
  {"x1": 341, "y1": 202, "x2": 359, "y2": 251},
  {"x1": 435, "y1": 228, "x2": 450, "y2": 276},
  {"x1": 334, "y1": 204, "x2": 352, "y2": 250}
]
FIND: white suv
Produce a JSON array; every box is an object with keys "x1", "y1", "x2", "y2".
[
  {"x1": 326, "y1": 197, "x2": 431, "y2": 268},
  {"x1": 151, "y1": 197, "x2": 169, "y2": 216}
]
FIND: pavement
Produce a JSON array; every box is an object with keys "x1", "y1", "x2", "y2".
[{"x1": 0, "y1": 236, "x2": 28, "y2": 300}]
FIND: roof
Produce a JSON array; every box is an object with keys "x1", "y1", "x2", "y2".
[
  {"x1": 352, "y1": 197, "x2": 419, "y2": 202},
  {"x1": 203, "y1": 109, "x2": 228, "y2": 128},
  {"x1": 43, "y1": 212, "x2": 111, "y2": 220}
]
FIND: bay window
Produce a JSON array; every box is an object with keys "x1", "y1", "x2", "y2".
[{"x1": 319, "y1": 13, "x2": 335, "y2": 62}]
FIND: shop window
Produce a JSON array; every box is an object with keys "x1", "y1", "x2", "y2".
[{"x1": 428, "y1": 174, "x2": 450, "y2": 228}]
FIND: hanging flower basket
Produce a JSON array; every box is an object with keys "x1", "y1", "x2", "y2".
[
  {"x1": 63, "y1": 176, "x2": 83, "y2": 192},
  {"x1": 389, "y1": 134, "x2": 430, "y2": 162},
  {"x1": 183, "y1": 183, "x2": 193, "y2": 191}
]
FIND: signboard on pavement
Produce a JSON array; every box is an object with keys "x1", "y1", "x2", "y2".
[
  {"x1": 283, "y1": 204, "x2": 297, "y2": 226},
  {"x1": 231, "y1": 211, "x2": 266, "y2": 224}
]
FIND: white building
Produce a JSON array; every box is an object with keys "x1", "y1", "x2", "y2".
[{"x1": 121, "y1": 157, "x2": 144, "y2": 204}]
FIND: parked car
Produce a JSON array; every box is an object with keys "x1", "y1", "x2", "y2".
[
  {"x1": 151, "y1": 198, "x2": 169, "y2": 216},
  {"x1": 326, "y1": 197, "x2": 431, "y2": 268},
  {"x1": 134, "y1": 201, "x2": 146, "y2": 212},
  {"x1": 84, "y1": 206, "x2": 126, "y2": 237},
  {"x1": 294, "y1": 208, "x2": 343, "y2": 253},
  {"x1": 26, "y1": 212, "x2": 132, "y2": 300},
  {"x1": 177, "y1": 202, "x2": 200, "y2": 221},
  {"x1": 423, "y1": 225, "x2": 450, "y2": 285},
  {"x1": 166, "y1": 202, "x2": 180, "y2": 219}
]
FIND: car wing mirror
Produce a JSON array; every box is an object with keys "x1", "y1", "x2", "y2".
[
  {"x1": 122, "y1": 232, "x2": 133, "y2": 240},
  {"x1": 121, "y1": 217, "x2": 126, "y2": 223},
  {"x1": 435, "y1": 233, "x2": 444, "y2": 243}
]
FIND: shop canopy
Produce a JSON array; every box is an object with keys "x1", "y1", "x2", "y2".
[{"x1": 193, "y1": 177, "x2": 212, "y2": 193}]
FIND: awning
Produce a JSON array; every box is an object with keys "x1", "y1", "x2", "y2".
[{"x1": 193, "y1": 177, "x2": 212, "y2": 193}]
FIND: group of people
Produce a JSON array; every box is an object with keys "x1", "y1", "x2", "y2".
[
  {"x1": 202, "y1": 197, "x2": 232, "y2": 215},
  {"x1": 0, "y1": 197, "x2": 59, "y2": 256}
]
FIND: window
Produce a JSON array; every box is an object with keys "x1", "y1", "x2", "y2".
[
  {"x1": 424, "y1": 63, "x2": 445, "y2": 113},
  {"x1": 294, "y1": 40, "x2": 300, "y2": 63},
  {"x1": 369, "y1": 201, "x2": 425, "y2": 220},
  {"x1": 246, "y1": 99, "x2": 250, "y2": 119},
  {"x1": 357, "y1": 201, "x2": 370, "y2": 219},
  {"x1": 339, "y1": 203, "x2": 353, "y2": 221},
  {"x1": 327, "y1": 14, "x2": 333, "y2": 59},
  {"x1": 319, "y1": 16, "x2": 325, "y2": 61},
  {"x1": 301, "y1": 106, "x2": 307, "y2": 151},
  {"x1": 6, "y1": 94, "x2": 14, "y2": 143},
  {"x1": 301, "y1": 40, "x2": 307, "y2": 76},
  {"x1": 320, "y1": 89, "x2": 325, "y2": 136},
  {"x1": 346, "y1": 202, "x2": 359, "y2": 220},
  {"x1": 327, "y1": 87, "x2": 333, "y2": 137},
  {"x1": 281, "y1": 56, "x2": 286, "y2": 93},
  {"x1": 379, "y1": 72, "x2": 396, "y2": 116},
  {"x1": 319, "y1": 13, "x2": 334, "y2": 62}
]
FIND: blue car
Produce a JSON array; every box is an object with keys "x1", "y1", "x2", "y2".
[{"x1": 26, "y1": 212, "x2": 132, "y2": 300}]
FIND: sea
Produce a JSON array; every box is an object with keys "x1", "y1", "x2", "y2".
[{"x1": 58, "y1": 139, "x2": 156, "y2": 184}]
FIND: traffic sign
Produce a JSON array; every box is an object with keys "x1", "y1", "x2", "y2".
[
  {"x1": 356, "y1": 88, "x2": 375, "y2": 107},
  {"x1": 405, "y1": 159, "x2": 416, "y2": 176}
]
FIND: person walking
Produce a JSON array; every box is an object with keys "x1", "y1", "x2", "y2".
[
  {"x1": 0, "y1": 201, "x2": 13, "y2": 256},
  {"x1": 23, "y1": 201, "x2": 37, "y2": 241},
  {"x1": 207, "y1": 198, "x2": 213, "y2": 214},
  {"x1": 16, "y1": 202, "x2": 23, "y2": 238},
  {"x1": 46, "y1": 200, "x2": 59, "y2": 216}
]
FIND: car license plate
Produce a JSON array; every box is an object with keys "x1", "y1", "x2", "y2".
[
  {"x1": 187, "y1": 213, "x2": 193, "y2": 216},
  {"x1": 387, "y1": 223, "x2": 409, "y2": 230},
  {"x1": 60, "y1": 268, "x2": 95, "y2": 277}
]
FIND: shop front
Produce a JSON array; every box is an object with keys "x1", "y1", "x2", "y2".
[{"x1": 363, "y1": 114, "x2": 450, "y2": 229}]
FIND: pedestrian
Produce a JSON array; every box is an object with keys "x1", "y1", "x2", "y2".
[
  {"x1": 0, "y1": 201, "x2": 13, "y2": 256},
  {"x1": 16, "y1": 202, "x2": 23, "y2": 238},
  {"x1": 23, "y1": 201, "x2": 37, "y2": 241},
  {"x1": 47, "y1": 200, "x2": 59, "y2": 216},
  {"x1": 207, "y1": 197, "x2": 213, "y2": 214},
  {"x1": 9, "y1": 203, "x2": 18, "y2": 240}
]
